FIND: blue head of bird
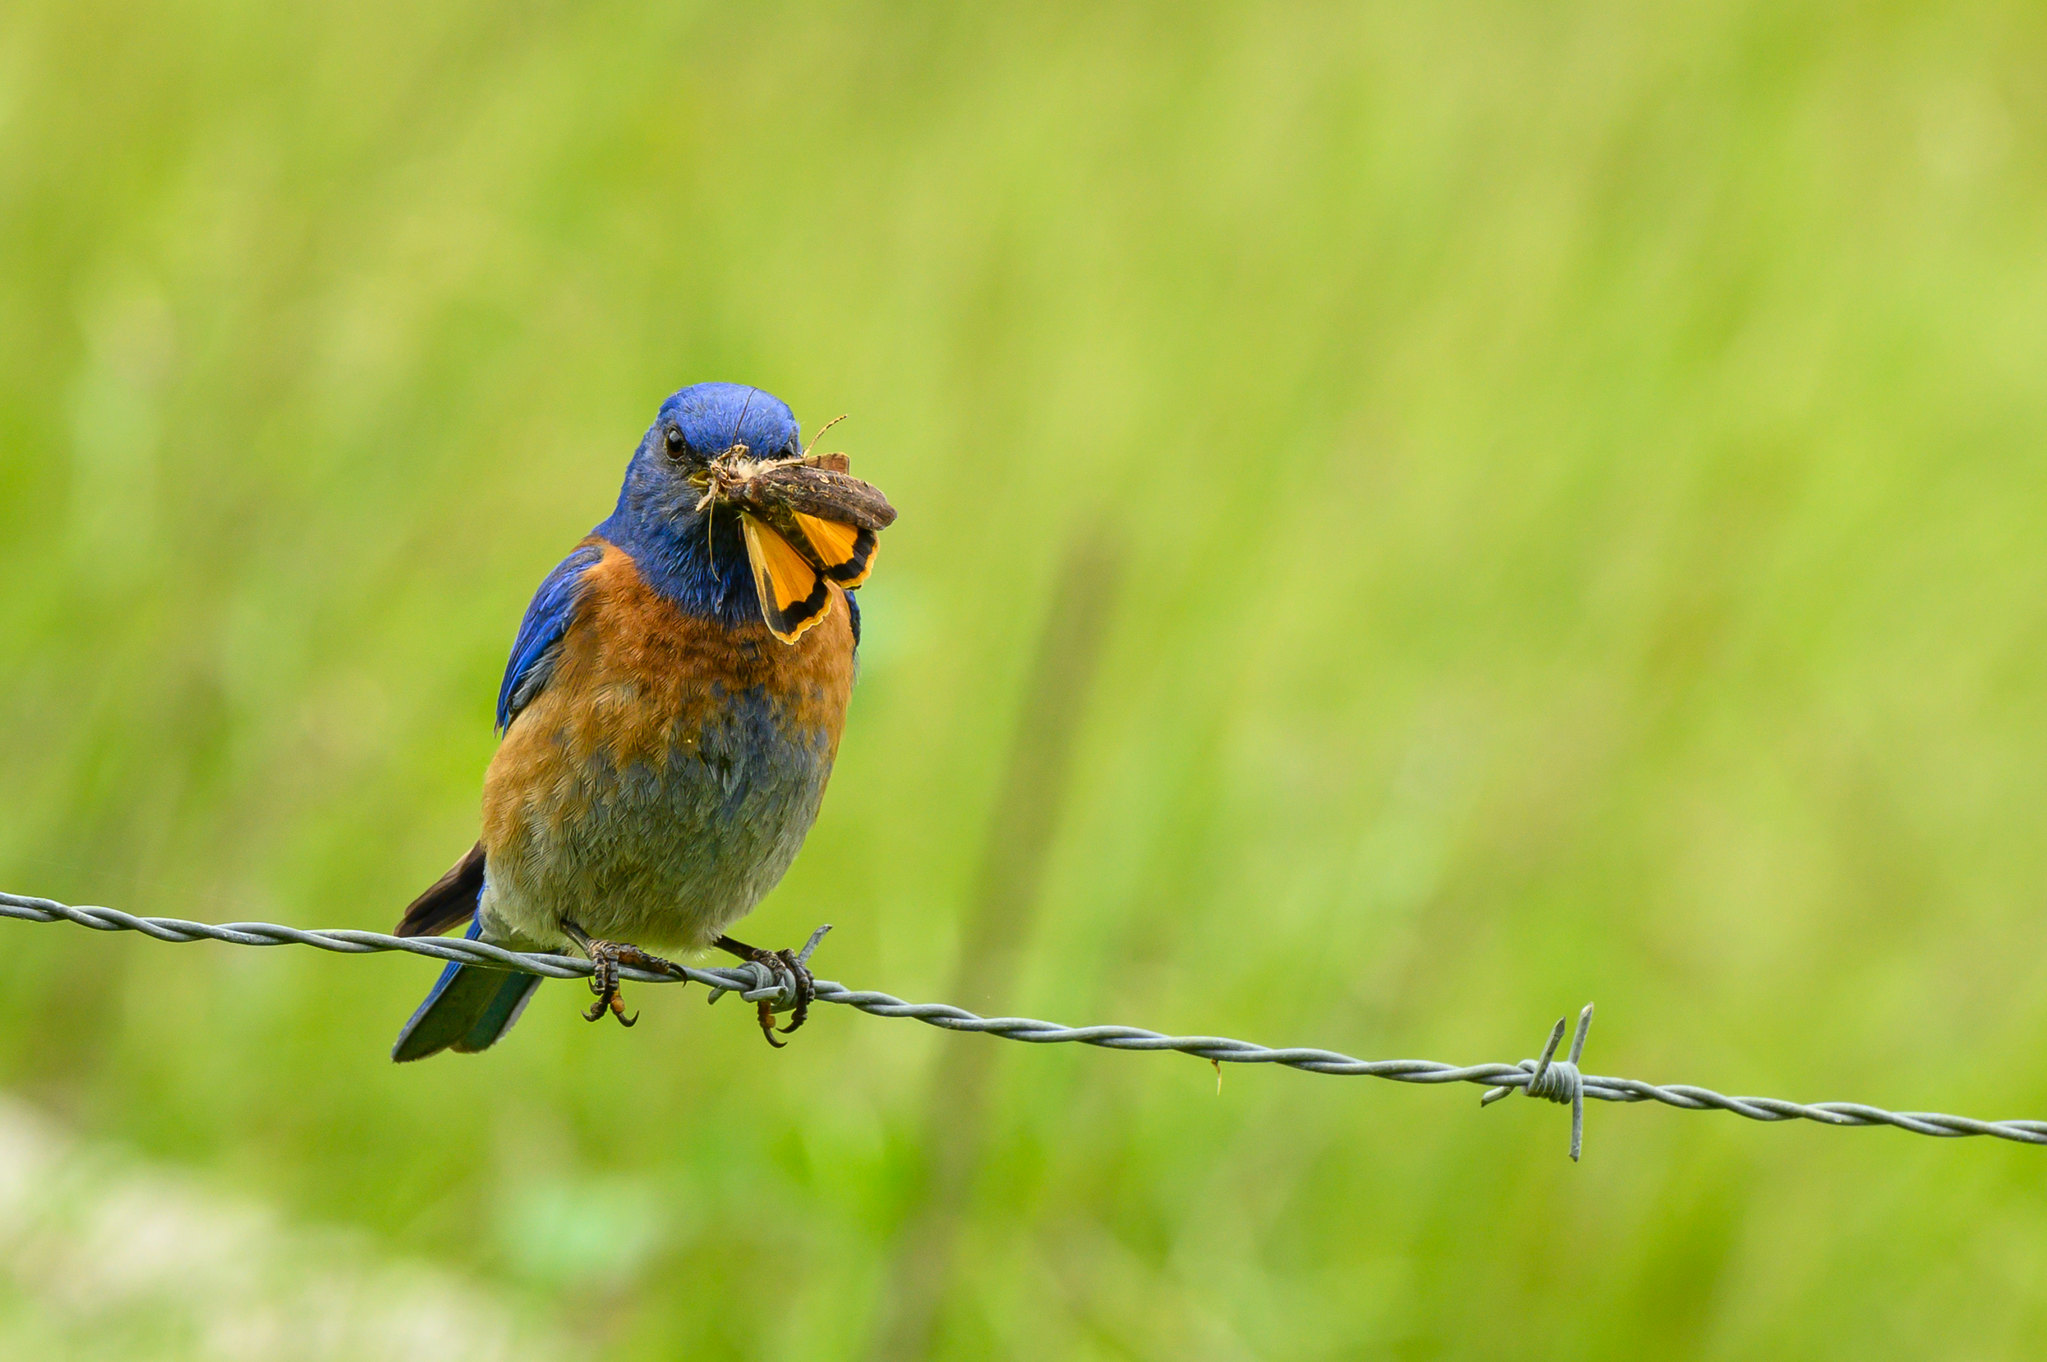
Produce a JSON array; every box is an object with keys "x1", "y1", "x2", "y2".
[{"x1": 599, "y1": 382, "x2": 803, "y2": 619}]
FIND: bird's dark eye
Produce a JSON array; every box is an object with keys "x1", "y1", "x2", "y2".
[{"x1": 664, "y1": 426, "x2": 686, "y2": 458}]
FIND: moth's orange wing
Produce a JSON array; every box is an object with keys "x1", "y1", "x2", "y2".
[
  {"x1": 740, "y1": 513, "x2": 832, "y2": 643},
  {"x1": 790, "y1": 511, "x2": 879, "y2": 588}
]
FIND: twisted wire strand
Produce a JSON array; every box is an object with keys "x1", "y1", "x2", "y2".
[{"x1": 5, "y1": 890, "x2": 2043, "y2": 1153}]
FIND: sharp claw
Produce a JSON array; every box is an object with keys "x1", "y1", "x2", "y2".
[
  {"x1": 584, "y1": 954, "x2": 619, "y2": 1023},
  {"x1": 716, "y1": 934, "x2": 819, "y2": 1045},
  {"x1": 756, "y1": 999, "x2": 786, "y2": 1047},
  {"x1": 571, "y1": 933, "x2": 675, "y2": 1030},
  {"x1": 772, "y1": 947, "x2": 814, "y2": 1037}
]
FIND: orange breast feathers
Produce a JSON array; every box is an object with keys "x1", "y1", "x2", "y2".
[{"x1": 484, "y1": 543, "x2": 856, "y2": 797}]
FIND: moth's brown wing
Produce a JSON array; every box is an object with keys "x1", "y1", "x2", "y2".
[
  {"x1": 789, "y1": 510, "x2": 879, "y2": 587},
  {"x1": 743, "y1": 464, "x2": 897, "y2": 532},
  {"x1": 740, "y1": 512, "x2": 833, "y2": 643},
  {"x1": 799, "y1": 452, "x2": 851, "y2": 474}
]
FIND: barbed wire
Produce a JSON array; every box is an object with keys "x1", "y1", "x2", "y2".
[{"x1": 4, "y1": 889, "x2": 2042, "y2": 1160}]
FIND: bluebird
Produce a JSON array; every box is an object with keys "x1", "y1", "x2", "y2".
[{"x1": 391, "y1": 383, "x2": 890, "y2": 1061}]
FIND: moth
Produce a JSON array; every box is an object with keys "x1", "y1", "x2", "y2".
[{"x1": 692, "y1": 425, "x2": 897, "y2": 644}]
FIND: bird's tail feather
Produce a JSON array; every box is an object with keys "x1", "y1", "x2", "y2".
[
  {"x1": 391, "y1": 917, "x2": 542, "y2": 1062},
  {"x1": 395, "y1": 842, "x2": 487, "y2": 938}
]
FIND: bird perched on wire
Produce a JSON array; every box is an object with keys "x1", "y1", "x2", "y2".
[{"x1": 390, "y1": 383, "x2": 895, "y2": 1062}]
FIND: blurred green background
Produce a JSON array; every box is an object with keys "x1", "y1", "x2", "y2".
[{"x1": 4, "y1": 1, "x2": 2047, "y2": 1357}]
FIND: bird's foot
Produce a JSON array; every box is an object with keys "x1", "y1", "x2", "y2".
[
  {"x1": 561, "y1": 920, "x2": 682, "y2": 1027},
  {"x1": 713, "y1": 929, "x2": 827, "y2": 1047}
]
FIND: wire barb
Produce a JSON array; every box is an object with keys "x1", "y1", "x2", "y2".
[
  {"x1": 1481, "y1": 1005, "x2": 1592, "y2": 1160},
  {"x1": 4, "y1": 892, "x2": 2045, "y2": 1157},
  {"x1": 706, "y1": 924, "x2": 833, "y2": 1008}
]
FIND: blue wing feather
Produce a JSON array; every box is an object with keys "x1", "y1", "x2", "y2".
[{"x1": 496, "y1": 542, "x2": 605, "y2": 730}]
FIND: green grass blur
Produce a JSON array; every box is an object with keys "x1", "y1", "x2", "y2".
[{"x1": 5, "y1": 1, "x2": 2047, "y2": 1357}]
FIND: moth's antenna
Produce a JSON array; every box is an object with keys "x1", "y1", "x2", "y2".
[
  {"x1": 801, "y1": 413, "x2": 850, "y2": 462},
  {"x1": 726, "y1": 386, "x2": 759, "y2": 456}
]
